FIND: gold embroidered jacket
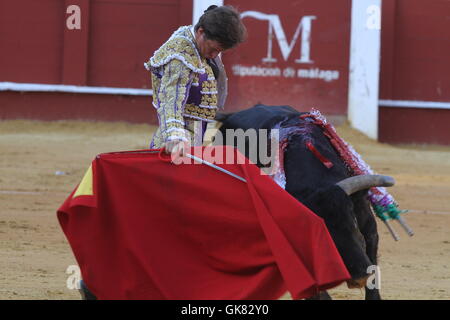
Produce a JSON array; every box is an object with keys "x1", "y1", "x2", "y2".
[{"x1": 144, "y1": 25, "x2": 218, "y2": 144}]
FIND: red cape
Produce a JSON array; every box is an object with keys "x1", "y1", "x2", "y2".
[{"x1": 57, "y1": 146, "x2": 350, "y2": 299}]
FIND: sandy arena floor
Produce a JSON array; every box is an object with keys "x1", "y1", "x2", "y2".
[{"x1": 0, "y1": 120, "x2": 449, "y2": 300}]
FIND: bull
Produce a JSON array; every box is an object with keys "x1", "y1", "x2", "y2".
[{"x1": 214, "y1": 104, "x2": 395, "y2": 300}]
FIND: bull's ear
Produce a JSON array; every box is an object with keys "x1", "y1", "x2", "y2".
[{"x1": 215, "y1": 112, "x2": 234, "y2": 122}]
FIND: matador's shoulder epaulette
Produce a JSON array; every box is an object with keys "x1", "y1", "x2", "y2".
[{"x1": 144, "y1": 26, "x2": 206, "y2": 74}]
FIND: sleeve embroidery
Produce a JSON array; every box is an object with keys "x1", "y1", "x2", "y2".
[{"x1": 155, "y1": 59, "x2": 192, "y2": 142}]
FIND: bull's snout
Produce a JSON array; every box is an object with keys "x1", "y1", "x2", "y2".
[{"x1": 346, "y1": 275, "x2": 370, "y2": 289}]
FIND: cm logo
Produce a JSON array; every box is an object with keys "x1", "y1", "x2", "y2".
[{"x1": 241, "y1": 11, "x2": 316, "y2": 64}]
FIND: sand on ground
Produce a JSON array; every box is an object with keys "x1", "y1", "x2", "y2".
[{"x1": 0, "y1": 120, "x2": 449, "y2": 299}]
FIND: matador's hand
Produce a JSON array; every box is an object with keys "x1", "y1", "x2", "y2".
[{"x1": 164, "y1": 139, "x2": 188, "y2": 158}]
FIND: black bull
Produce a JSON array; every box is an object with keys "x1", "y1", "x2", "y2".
[{"x1": 214, "y1": 104, "x2": 394, "y2": 300}]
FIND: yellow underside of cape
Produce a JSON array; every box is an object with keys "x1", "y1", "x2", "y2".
[{"x1": 73, "y1": 165, "x2": 93, "y2": 198}]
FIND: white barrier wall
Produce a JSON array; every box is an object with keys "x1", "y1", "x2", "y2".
[
  {"x1": 348, "y1": 0, "x2": 382, "y2": 140},
  {"x1": 193, "y1": 0, "x2": 224, "y2": 25}
]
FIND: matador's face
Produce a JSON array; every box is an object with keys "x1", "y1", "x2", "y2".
[{"x1": 195, "y1": 27, "x2": 225, "y2": 60}]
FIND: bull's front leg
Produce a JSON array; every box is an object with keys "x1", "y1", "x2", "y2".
[
  {"x1": 363, "y1": 234, "x2": 381, "y2": 299},
  {"x1": 360, "y1": 215, "x2": 381, "y2": 300},
  {"x1": 351, "y1": 193, "x2": 382, "y2": 300},
  {"x1": 305, "y1": 291, "x2": 332, "y2": 300}
]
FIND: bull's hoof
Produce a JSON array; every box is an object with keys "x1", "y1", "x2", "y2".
[
  {"x1": 365, "y1": 288, "x2": 381, "y2": 300},
  {"x1": 79, "y1": 280, "x2": 97, "y2": 300},
  {"x1": 305, "y1": 291, "x2": 332, "y2": 300}
]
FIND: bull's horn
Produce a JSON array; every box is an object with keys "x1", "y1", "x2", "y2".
[{"x1": 336, "y1": 175, "x2": 395, "y2": 195}]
